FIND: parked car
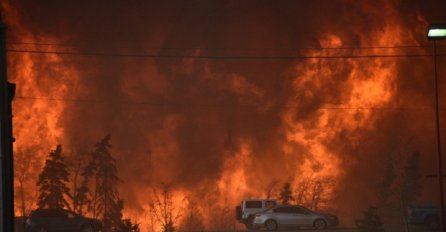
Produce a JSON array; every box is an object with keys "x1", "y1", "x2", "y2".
[
  {"x1": 407, "y1": 204, "x2": 441, "y2": 230},
  {"x1": 25, "y1": 208, "x2": 102, "y2": 232},
  {"x1": 252, "y1": 205, "x2": 338, "y2": 230},
  {"x1": 235, "y1": 199, "x2": 277, "y2": 229}
]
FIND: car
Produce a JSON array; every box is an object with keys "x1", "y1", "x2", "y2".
[
  {"x1": 235, "y1": 199, "x2": 278, "y2": 229},
  {"x1": 407, "y1": 204, "x2": 441, "y2": 230},
  {"x1": 25, "y1": 208, "x2": 102, "y2": 232},
  {"x1": 252, "y1": 205, "x2": 338, "y2": 230}
]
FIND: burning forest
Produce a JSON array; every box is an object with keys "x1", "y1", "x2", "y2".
[{"x1": 1, "y1": 0, "x2": 446, "y2": 231}]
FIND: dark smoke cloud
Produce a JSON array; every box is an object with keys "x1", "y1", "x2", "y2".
[{"x1": 4, "y1": 0, "x2": 446, "y2": 225}]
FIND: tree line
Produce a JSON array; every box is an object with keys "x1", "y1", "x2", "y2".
[
  {"x1": 34, "y1": 134, "x2": 139, "y2": 232},
  {"x1": 271, "y1": 176, "x2": 336, "y2": 211},
  {"x1": 23, "y1": 134, "x2": 201, "y2": 232},
  {"x1": 355, "y1": 151, "x2": 422, "y2": 232}
]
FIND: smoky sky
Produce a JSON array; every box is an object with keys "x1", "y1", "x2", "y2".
[{"x1": 4, "y1": 0, "x2": 446, "y2": 224}]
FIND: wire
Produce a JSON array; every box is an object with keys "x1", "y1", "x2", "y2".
[
  {"x1": 14, "y1": 96, "x2": 434, "y2": 111},
  {"x1": 6, "y1": 49, "x2": 437, "y2": 59},
  {"x1": 7, "y1": 41, "x2": 433, "y2": 51}
]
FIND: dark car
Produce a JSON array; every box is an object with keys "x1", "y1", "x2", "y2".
[
  {"x1": 407, "y1": 204, "x2": 441, "y2": 230},
  {"x1": 25, "y1": 208, "x2": 102, "y2": 232}
]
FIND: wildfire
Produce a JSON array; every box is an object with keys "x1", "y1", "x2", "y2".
[{"x1": 1, "y1": 0, "x2": 437, "y2": 231}]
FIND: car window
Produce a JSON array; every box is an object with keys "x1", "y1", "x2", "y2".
[
  {"x1": 292, "y1": 206, "x2": 306, "y2": 214},
  {"x1": 265, "y1": 201, "x2": 276, "y2": 208},
  {"x1": 273, "y1": 206, "x2": 293, "y2": 213},
  {"x1": 245, "y1": 201, "x2": 262, "y2": 208}
]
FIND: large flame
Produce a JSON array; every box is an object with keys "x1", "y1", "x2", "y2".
[{"x1": 2, "y1": 0, "x2": 442, "y2": 231}]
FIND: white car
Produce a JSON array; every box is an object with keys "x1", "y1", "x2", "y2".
[
  {"x1": 235, "y1": 199, "x2": 277, "y2": 229},
  {"x1": 252, "y1": 205, "x2": 338, "y2": 230}
]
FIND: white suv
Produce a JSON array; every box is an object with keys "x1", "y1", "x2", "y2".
[{"x1": 235, "y1": 199, "x2": 277, "y2": 229}]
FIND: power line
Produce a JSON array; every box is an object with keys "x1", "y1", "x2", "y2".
[
  {"x1": 7, "y1": 41, "x2": 433, "y2": 51},
  {"x1": 14, "y1": 96, "x2": 434, "y2": 111},
  {"x1": 6, "y1": 48, "x2": 438, "y2": 59}
]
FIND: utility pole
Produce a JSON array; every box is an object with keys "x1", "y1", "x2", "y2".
[{"x1": 0, "y1": 14, "x2": 15, "y2": 232}]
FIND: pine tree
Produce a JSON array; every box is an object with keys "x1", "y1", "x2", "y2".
[
  {"x1": 90, "y1": 134, "x2": 124, "y2": 232},
  {"x1": 70, "y1": 151, "x2": 94, "y2": 216},
  {"x1": 355, "y1": 206, "x2": 384, "y2": 232},
  {"x1": 72, "y1": 180, "x2": 90, "y2": 216},
  {"x1": 279, "y1": 182, "x2": 294, "y2": 205},
  {"x1": 37, "y1": 145, "x2": 71, "y2": 209}
]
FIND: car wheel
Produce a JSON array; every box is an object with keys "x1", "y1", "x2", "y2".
[
  {"x1": 34, "y1": 225, "x2": 48, "y2": 232},
  {"x1": 314, "y1": 219, "x2": 327, "y2": 230},
  {"x1": 425, "y1": 216, "x2": 439, "y2": 230},
  {"x1": 81, "y1": 223, "x2": 95, "y2": 232},
  {"x1": 265, "y1": 219, "x2": 278, "y2": 231},
  {"x1": 245, "y1": 216, "x2": 255, "y2": 230}
]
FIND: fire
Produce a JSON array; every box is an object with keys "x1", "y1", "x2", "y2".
[
  {"x1": 217, "y1": 140, "x2": 252, "y2": 204},
  {"x1": 1, "y1": 0, "x2": 436, "y2": 230}
]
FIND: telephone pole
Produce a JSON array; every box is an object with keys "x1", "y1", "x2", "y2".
[{"x1": 0, "y1": 14, "x2": 15, "y2": 232}]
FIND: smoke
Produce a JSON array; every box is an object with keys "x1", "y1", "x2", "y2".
[{"x1": 3, "y1": 0, "x2": 446, "y2": 229}]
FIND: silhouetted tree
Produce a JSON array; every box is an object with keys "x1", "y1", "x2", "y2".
[
  {"x1": 309, "y1": 177, "x2": 335, "y2": 210},
  {"x1": 89, "y1": 134, "x2": 124, "y2": 232},
  {"x1": 180, "y1": 199, "x2": 204, "y2": 231},
  {"x1": 216, "y1": 207, "x2": 234, "y2": 230},
  {"x1": 149, "y1": 184, "x2": 183, "y2": 232},
  {"x1": 294, "y1": 177, "x2": 335, "y2": 210},
  {"x1": 355, "y1": 206, "x2": 384, "y2": 232},
  {"x1": 66, "y1": 149, "x2": 91, "y2": 216},
  {"x1": 378, "y1": 158, "x2": 396, "y2": 207},
  {"x1": 15, "y1": 147, "x2": 39, "y2": 216},
  {"x1": 278, "y1": 182, "x2": 294, "y2": 205},
  {"x1": 119, "y1": 219, "x2": 140, "y2": 232},
  {"x1": 265, "y1": 179, "x2": 279, "y2": 199},
  {"x1": 72, "y1": 148, "x2": 98, "y2": 216},
  {"x1": 295, "y1": 178, "x2": 311, "y2": 206},
  {"x1": 37, "y1": 145, "x2": 71, "y2": 209}
]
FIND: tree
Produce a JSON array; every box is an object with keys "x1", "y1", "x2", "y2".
[
  {"x1": 400, "y1": 152, "x2": 421, "y2": 209},
  {"x1": 14, "y1": 147, "x2": 39, "y2": 216},
  {"x1": 295, "y1": 178, "x2": 311, "y2": 206},
  {"x1": 37, "y1": 145, "x2": 71, "y2": 209},
  {"x1": 180, "y1": 199, "x2": 204, "y2": 231},
  {"x1": 149, "y1": 184, "x2": 184, "y2": 232},
  {"x1": 265, "y1": 179, "x2": 279, "y2": 199},
  {"x1": 399, "y1": 151, "x2": 422, "y2": 232},
  {"x1": 88, "y1": 134, "x2": 124, "y2": 232},
  {"x1": 119, "y1": 219, "x2": 140, "y2": 232},
  {"x1": 378, "y1": 158, "x2": 396, "y2": 208},
  {"x1": 355, "y1": 206, "x2": 384, "y2": 232},
  {"x1": 308, "y1": 177, "x2": 335, "y2": 210},
  {"x1": 278, "y1": 182, "x2": 294, "y2": 205},
  {"x1": 294, "y1": 177, "x2": 335, "y2": 210},
  {"x1": 374, "y1": 156, "x2": 398, "y2": 226},
  {"x1": 65, "y1": 148, "x2": 91, "y2": 216}
]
